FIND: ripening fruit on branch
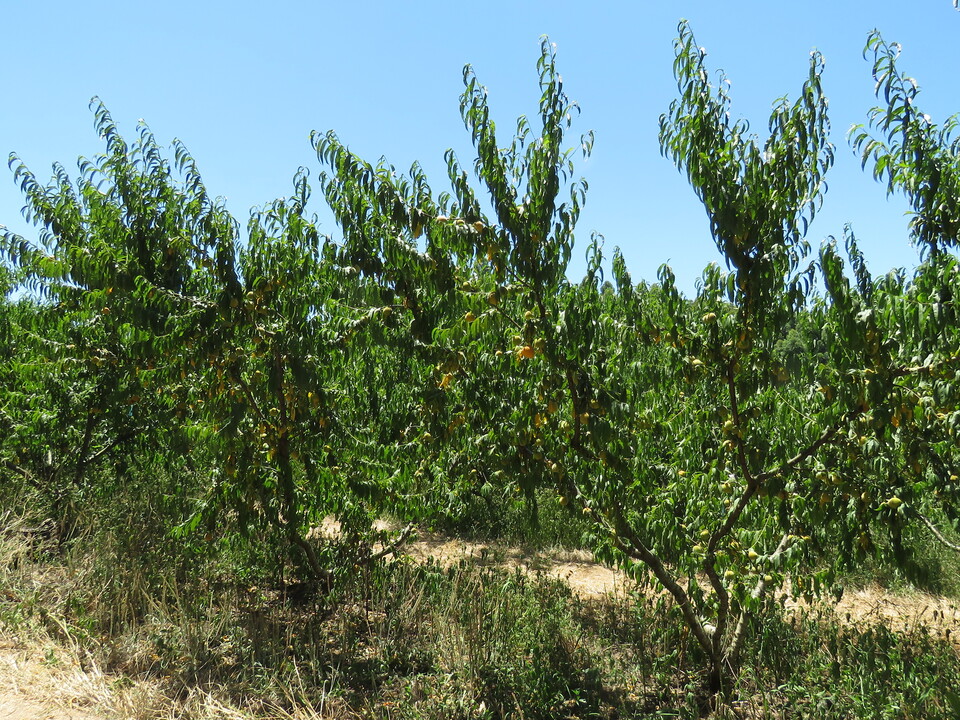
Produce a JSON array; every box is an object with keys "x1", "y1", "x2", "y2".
[
  {"x1": 722, "y1": 419, "x2": 740, "y2": 438},
  {"x1": 702, "y1": 312, "x2": 717, "y2": 324},
  {"x1": 464, "y1": 311, "x2": 476, "y2": 323},
  {"x1": 886, "y1": 496, "x2": 903, "y2": 509},
  {"x1": 517, "y1": 345, "x2": 535, "y2": 360}
]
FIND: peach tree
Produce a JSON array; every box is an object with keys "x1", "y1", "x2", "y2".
[
  {"x1": 314, "y1": 26, "x2": 960, "y2": 697},
  {"x1": 0, "y1": 103, "x2": 416, "y2": 583}
]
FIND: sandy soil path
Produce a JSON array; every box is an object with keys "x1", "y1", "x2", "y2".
[
  {"x1": 394, "y1": 527, "x2": 960, "y2": 642},
  {"x1": 0, "y1": 639, "x2": 104, "y2": 720},
  {"x1": 0, "y1": 696, "x2": 99, "y2": 720}
]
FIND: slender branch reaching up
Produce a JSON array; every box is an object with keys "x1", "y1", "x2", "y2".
[
  {"x1": 2, "y1": 460, "x2": 33, "y2": 481},
  {"x1": 725, "y1": 533, "x2": 793, "y2": 664}
]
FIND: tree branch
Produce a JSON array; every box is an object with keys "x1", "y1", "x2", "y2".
[
  {"x1": 707, "y1": 358, "x2": 752, "y2": 656},
  {"x1": 909, "y1": 507, "x2": 960, "y2": 553},
  {"x1": 368, "y1": 523, "x2": 415, "y2": 562},
  {"x1": 725, "y1": 532, "x2": 792, "y2": 664},
  {"x1": 605, "y1": 504, "x2": 718, "y2": 661},
  {"x1": 84, "y1": 430, "x2": 140, "y2": 467},
  {"x1": 754, "y1": 410, "x2": 860, "y2": 485},
  {"x1": 2, "y1": 460, "x2": 33, "y2": 482}
]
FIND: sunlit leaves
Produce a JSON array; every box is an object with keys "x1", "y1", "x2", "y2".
[
  {"x1": 851, "y1": 31, "x2": 960, "y2": 256},
  {"x1": 458, "y1": 37, "x2": 589, "y2": 292},
  {"x1": 659, "y1": 20, "x2": 833, "y2": 324}
]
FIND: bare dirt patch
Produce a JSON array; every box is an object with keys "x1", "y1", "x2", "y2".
[
  {"x1": 400, "y1": 532, "x2": 630, "y2": 597},
  {"x1": 314, "y1": 517, "x2": 960, "y2": 641},
  {"x1": 365, "y1": 521, "x2": 960, "y2": 643},
  {"x1": 809, "y1": 583, "x2": 960, "y2": 641},
  {"x1": 0, "y1": 637, "x2": 105, "y2": 720}
]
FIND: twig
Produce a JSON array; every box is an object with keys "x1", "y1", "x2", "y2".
[
  {"x1": 369, "y1": 523, "x2": 415, "y2": 562},
  {"x1": 909, "y1": 507, "x2": 960, "y2": 553}
]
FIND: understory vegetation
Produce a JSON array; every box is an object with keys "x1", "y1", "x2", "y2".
[
  {"x1": 3, "y1": 19, "x2": 960, "y2": 719},
  {"x1": 1, "y1": 502, "x2": 958, "y2": 719}
]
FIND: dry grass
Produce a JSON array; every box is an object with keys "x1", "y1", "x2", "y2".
[
  {"x1": 0, "y1": 630, "x2": 117, "y2": 720},
  {"x1": 0, "y1": 626, "x2": 355, "y2": 720},
  {"x1": 3, "y1": 509, "x2": 960, "y2": 719},
  {"x1": 317, "y1": 513, "x2": 960, "y2": 637},
  {"x1": 0, "y1": 513, "x2": 351, "y2": 720}
]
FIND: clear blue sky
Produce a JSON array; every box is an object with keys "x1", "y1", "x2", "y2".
[{"x1": 2, "y1": 1, "x2": 958, "y2": 294}]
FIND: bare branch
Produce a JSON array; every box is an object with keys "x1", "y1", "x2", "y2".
[
  {"x1": 368, "y1": 523, "x2": 415, "y2": 562},
  {"x1": 909, "y1": 507, "x2": 960, "y2": 553},
  {"x1": 725, "y1": 533, "x2": 792, "y2": 664},
  {"x1": 84, "y1": 430, "x2": 139, "y2": 466},
  {"x1": 755, "y1": 410, "x2": 861, "y2": 485},
  {"x1": 606, "y1": 505, "x2": 719, "y2": 661},
  {"x1": 2, "y1": 460, "x2": 33, "y2": 481}
]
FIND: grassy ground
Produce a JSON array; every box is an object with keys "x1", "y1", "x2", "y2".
[{"x1": 2, "y1": 504, "x2": 960, "y2": 720}]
